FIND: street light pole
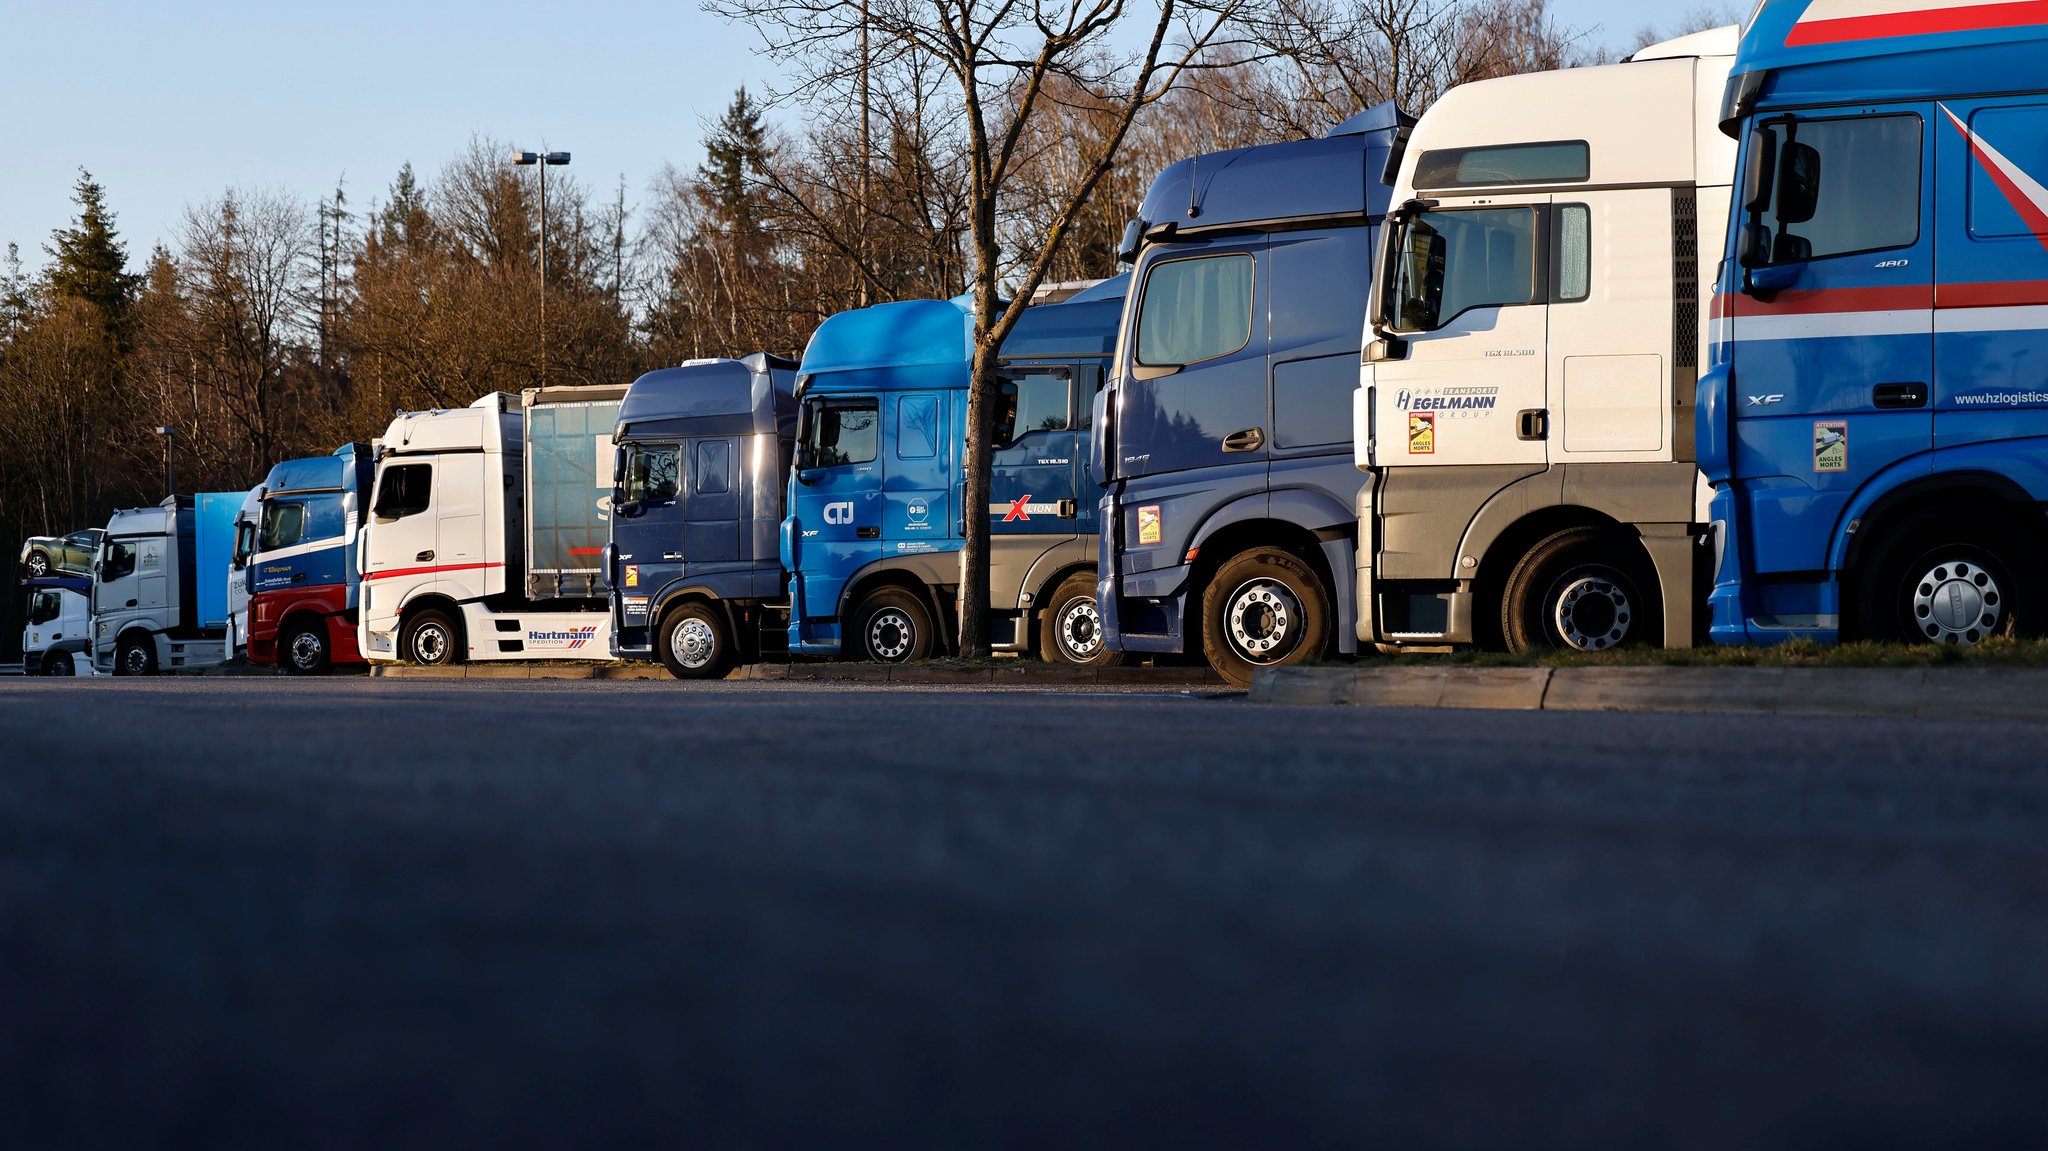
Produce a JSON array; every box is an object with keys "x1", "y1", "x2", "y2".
[
  {"x1": 511, "y1": 149, "x2": 571, "y2": 387},
  {"x1": 155, "y1": 426, "x2": 175, "y2": 500}
]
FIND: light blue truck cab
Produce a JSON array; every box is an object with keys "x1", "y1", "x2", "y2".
[
  {"x1": 1094, "y1": 104, "x2": 1410, "y2": 685},
  {"x1": 605, "y1": 353, "x2": 799, "y2": 678},
  {"x1": 1704, "y1": 0, "x2": 2048, "y2": 644},
  {"x1": 784, "y1": 278, "x2": 1128, "y2": 664},
  {"x1": 247, "y1": 443, "x2": 373, "y2": 674}
]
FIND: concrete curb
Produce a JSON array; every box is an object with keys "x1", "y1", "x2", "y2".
[
  {"x1": 371, "y1": 661, "x2": 1222, "y2": 686},
  {"x1": 1250, "y1": 665, "x2": 2048, "y2": 721}
]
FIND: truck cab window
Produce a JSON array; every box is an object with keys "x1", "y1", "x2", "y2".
[
  {"x1": 29, "y1": 591, "x2": 57, "y2": 624},
  {"x1": 259, "y1": 501, "x2": 306, "y2": 551},
  {"x1": 374, "y1": 464, "x2": 432, "y2": 520},
  {"x1": 102, "y1": 542, "x2": 135, "y2": 580},
  {"x1": 1136, "y1": 254, "x2": 1253, "y2": 366},
  {"x1": 1749, "y1": 114, "x2": 1920, "y2": 264},
  {"x1": 622, "y1": 446, "x2": 680, "y2": 503},
  {"x1": 1390, "y1": 206, "x2": 1538, "y2": 332},
  {"x1": 996, "y1": 371, "x2": 1071, "y2": 447},
  {"x1": 804, "y1": 401, "x2": 878, "y2": 468},
  {"x1": 233, "y1": 522, "x2": 256, "y2": 566}
]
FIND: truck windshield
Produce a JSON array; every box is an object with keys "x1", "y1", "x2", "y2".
[
  {"x1": 1388, "y1": 207, "x2": 1538, "y2": 332},
  {"x1": 802, "y1": 400, "x2": 878, "y2": 468},
  {"x1": 621, "y1": 445, "x2": 680, "y2": 504},
  {"x1": 1743, "y1": 114, "x2": 1920, "y2": 265}
]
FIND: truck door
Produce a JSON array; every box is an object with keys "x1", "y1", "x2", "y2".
[
  {"x1": 685, "y1": 437, "x2": 742, "y2": 564},
  {"x1": 791, "y1": 394, "x2": 882, "y2": 610},
  {"x1": 1071, "y1": 365, "x2": 1104, "y2": 540},
  {"x1": 1119, "y1": 239, "x2": 1269, "y2": 481},
  {"x1": 991, "y1": 367, "x2": 1079, "y2": 539},
  {"x1": 365, "y1": 461, "x2": 439, "y2": 600},
  {"x1": 1370, "y1": 199, "x2": 1551, "y2": 470},
  {"x1": 1932, "y1": 98, "x2": 2048, "y2": 455},
  {"x1": 613, "y1": 440, "x2": 681, "y2": 583},
  {"x1": 1727, "y1": 107, "x2": 1934, "y2": 574},
  {"x1": 435, "y1": 455, "x2": 489, "y2": 600},
  {"x1": 886, "y1": 391, "x2": 951, "y2": 548},
  {"x1": 1547, "y1": 191, "x2": 1672, "y2": 461}
]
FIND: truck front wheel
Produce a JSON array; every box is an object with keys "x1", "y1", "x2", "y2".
[
  {"x1": 42, "y1": 651, "x2": 74, "y2": 676},
  {"x1": 1200, "y1": 549, "x2": 1331, "y2": 688},
  {"x1": 402, "y1": 609, "x2": 462, "y2": 666},
  {"x1": 852, "y1": 588, "x2": 934, "y2": 664},
  {"x1": 659, "y1": 603, "x2": 735, "y2": 680},
  {"x1": 283, "y1": 621, "x2": 333, "y2": 675},
  {"x1": 1040, "y1": 572, "x2": 1125, "y2": 667},
  {"x1": 115, "y1": 635, "x2": 158, "y2": 676},
  {"x1": 1502, "y1": 527, "x2": 1658, "y2": 654},
  {"x1": 1855, "y1": 509, "x2": 2036, "y2": 645}
]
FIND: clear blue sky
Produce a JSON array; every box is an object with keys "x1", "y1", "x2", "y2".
[{"x1": 0, "y1": 0, "x2": 1725, "y2": 276}]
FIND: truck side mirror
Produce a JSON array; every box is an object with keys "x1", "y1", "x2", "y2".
[
  {"x1": 1776, "y1": 141, "x2": 1821, "y2": 225},
  {"x1": 1741, "y1": 127, "x2": 1778, "y2": 214},
  {"x1": 1737, "y1": 222, "x2": 1770, "y2": 269}
]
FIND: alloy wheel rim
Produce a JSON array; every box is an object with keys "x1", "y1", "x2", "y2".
[
  {"x1": 1552, "y1": 573, "x2": 1632, "y2": 652},
  {"x1": 1912, "y1": 557, "x2": 2002, "y2": 645},
  {"x1": 1058, "y1": 596, "x2": 1102, "y2": 660},
  {"x1": 868, "y1": 609, "x2": 914, "y2": 661},
  {"x1": 413, "y1": 625, "x2": 449, "y2": 664},
  {"x1": 1227, "y1": 579, "x2": 1300, "y2": 663},
  {"x1": 289, "y1": 631, "x2": 325, "y2": 669},
  {"x1": 673, "y1": 617, "x2": 717, "y2": 669}
]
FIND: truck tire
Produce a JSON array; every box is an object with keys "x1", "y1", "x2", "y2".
[
  {"x1": 658, "y1": 603, "x2": 734, "y2": 680},
  {"x1": 1502, "y1": 527, "x2": 1658, "y2": 654},
  {"x1": 115, "y1": 635, "x2": 158, "y2": 676},
  {"x1": 852, "y1": 587, "x2": 934, "y2": 664},
  {"x1": 23, "y1": 549, "x2": 51, "y2": 578},
  {"x1": 42, "y1": 650, "x2": 74, "y2": 677},
  {"x1": 283, "y1": 621, "x2": 333, "y2": 675},
  {"x1": 402, "y1": 608, "x2": 462, "y2": 666},
  {"x1": 1040, "y1": 572, "x2": 1125, "y2": 666},
  {"x1": 1855, "y1": 508, "x2": 2036, "y2": 645},
  {"x1": 1200, "y1": 549, "x2": 1331, "y2": 688}
]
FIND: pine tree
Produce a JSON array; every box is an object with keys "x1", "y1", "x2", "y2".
[
  {"x1": 699, "y1": 88, "x2": 771, "y2": 237},
  {"x1": 44, "y1": 169, "x2": 140, "y2": 340},
  {"x1": 378, "y1": 162, "x2": 434, "y2": 250}
]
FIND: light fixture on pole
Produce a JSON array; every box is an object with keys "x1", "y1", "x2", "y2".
[
  {"x1": 155, "y1": 426, "x2": 176, "y2": 500},
  {"x1": 511, "y1": 149, "x2": 571, "y2": 386}
]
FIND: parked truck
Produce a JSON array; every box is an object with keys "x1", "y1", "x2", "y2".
[
  {"x1": 784, "y1": 276, "x2": 1127, "y2": 663},
  {"x1": 1703, "y1": 1, "x2": 2048, "y2": 645},
  {"x1": 91, "y1": 493, "x2": 239, "y2": 675},
  {"x1": 21, "y1": 576, "x2": 92, "y2": 676},
  {"x1": 1353, "y1": 29, "x2": 1737, "y2": 657},
  {"x1": 226, "y1": 485, "x2": 263, "y2": 661},
  {"x1": 357, "y1": 386, "x2": 624, "y2": 665},
  {"x1": 606, "y1": 354, "x2": 799, "y2": 678},
  {"x1": 247, "y1": 444, "x2": 373, "y2": 673},
  {"x1": 1094, "y1": 104, "x2": 1410, "y2": 685}
]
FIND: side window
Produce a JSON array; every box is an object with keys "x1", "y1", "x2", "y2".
[
  {"x1": 232, "y1": 521, "x2": 256, "y2": 566},
  {"x1": 996, "y1": 371, "x2": 1071, "y2": 448},
  {"x1": 1755, "y1": 113, "x2": 1920, "y2": 263},
  {"x1": 1074, "y1": 366, "x2": 1102, "y2": 431},
  {"x1": 695, "y1": 441, "x2": 731, "y2": 495},
  {"x1": 373, "y1": 464, "x2": 432, "y2": 520},
  {"x1": 103, "y1": 542, "x2": 135, "y2": 580},
  {"x1": 623, "y1": 446, "x2": 680, "y2": 503},
  {"x1": 258, "y1": 501, "x2": 306, "y2": 551},
  {"x1": 1136, "y1": 254, "x2": 1254, "y2": 367},
  {"x1": 805, "y1": 400, "x2": 878, "y2": 468},
  {"x1": 896, "y1": 394, "x2": 938, "y2": 459},
  {"x1": 1389, "y1": 206, "x2": 1539, "y2": 332},
  {"x1": 1555, "y1": 204, "x2": 1591, "y2": 302}
]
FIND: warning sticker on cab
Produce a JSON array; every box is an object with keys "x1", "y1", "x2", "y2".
[
  {"x1": 1408, "y1": 411, "x2": 1435, "y2": 455},
  {"x1": 624, "y1": 565, "x2": 639, "y2": 588},
  {"x1": 1813, "y1": 420, "x2": 1847, "y2": 472},
  {"x1": 1137, "y1": 505, "x2": 1162, "y2": 546}
]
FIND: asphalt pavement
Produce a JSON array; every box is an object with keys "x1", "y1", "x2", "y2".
[{"x1": 2, "y1": 678, "x2": 2046, "y2": 1149}]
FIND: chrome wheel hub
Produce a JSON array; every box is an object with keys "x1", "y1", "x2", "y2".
[
  {"x1": 1553, "y1": 575, "x2": 1632, "y2": 652},
  {"x1": 1227, "y1": 580, "x2": 1299, "y2": 662},
  {"x1": 1913, "y1": 557, "x2": 2001, "y2": 645},
  {"x1": 1058, "y1": 597, "x2": 1103, "y2": 660},
  {"x1": 868, "y1": 610, "x2": 914, "y2": 661},
  {"x1": 412, "y1": 625, "x2": 449, "y2": 665},
  {"x1": 672, "y1": 618, "x2": 717, "y2": 668},
  {"x1": 289, "y1": 630, "x2": 325, "y2": 669}
]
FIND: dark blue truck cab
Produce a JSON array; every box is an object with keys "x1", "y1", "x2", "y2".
[
  {"x1": 605, "y1": 353, "x2": 798, "y2": 678},
  {"x1": 1095, "y1": 104, "x2": 1409, "y2": 685},
  {"x1": 784, "y1": 279, "x2": 1128, "y2": 663}
]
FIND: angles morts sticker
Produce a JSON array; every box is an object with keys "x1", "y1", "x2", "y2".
[
  {"x1": 1408, "y1": 411, "x2": 1436, "y2": 455},
  {"x1": 1137, "y1": 505, "x2": 1162, "y2": 546},
  {"x1": 1813, "y1": 420, "x2": 1847, "y2": 472}
]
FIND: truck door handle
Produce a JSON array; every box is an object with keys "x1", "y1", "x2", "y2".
[
  {"x1": 1057, "y1": 499, "x2": 1077, "y2": 519},
  {"x1": 416, "y1": 550, "x2": 435, "y2": 562},
  {"x1": 126, "y1": 599, "x2": 138, "y2": 607},
  {"x1": 1873, "y1": 382, "x2": 1927, "y2": 409},
  {"x1": 1517, "y1": 409, "x2": 1549, "y2": 441},
  {"x1": 1222, "y1": 427, "x2": 1265, "y2": 453},
  {"x1": 290, "y1": 573, "x2": 306, "y2": 583},
  {"x1": 857, "y1": 527, "x2": 880, "y2": 540}
]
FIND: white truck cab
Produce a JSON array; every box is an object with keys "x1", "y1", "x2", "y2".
[
  {"x1": 22, "y1": 578, "x2": 93, "y2": 676},
  {"x1": 1356, "y1": 28, "x2": 1737, "y2": 652}
]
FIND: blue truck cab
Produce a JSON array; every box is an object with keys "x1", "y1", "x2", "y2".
[
  {"x1": 1705, "y1": 0, "x2": 2048, "y2": 645},
  {"x1": 1095, "y1": 103, "x2": 1410, "y2": 684},
  {"x1": 606, "y1": 353, "x2": 798, "y2": 678},
  {"x1": 247, "y1": 443, "x2": 373, "y2": 673},
  {"x1": 784, "y1": 278, "x2": 1128, "y2": 663}
]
